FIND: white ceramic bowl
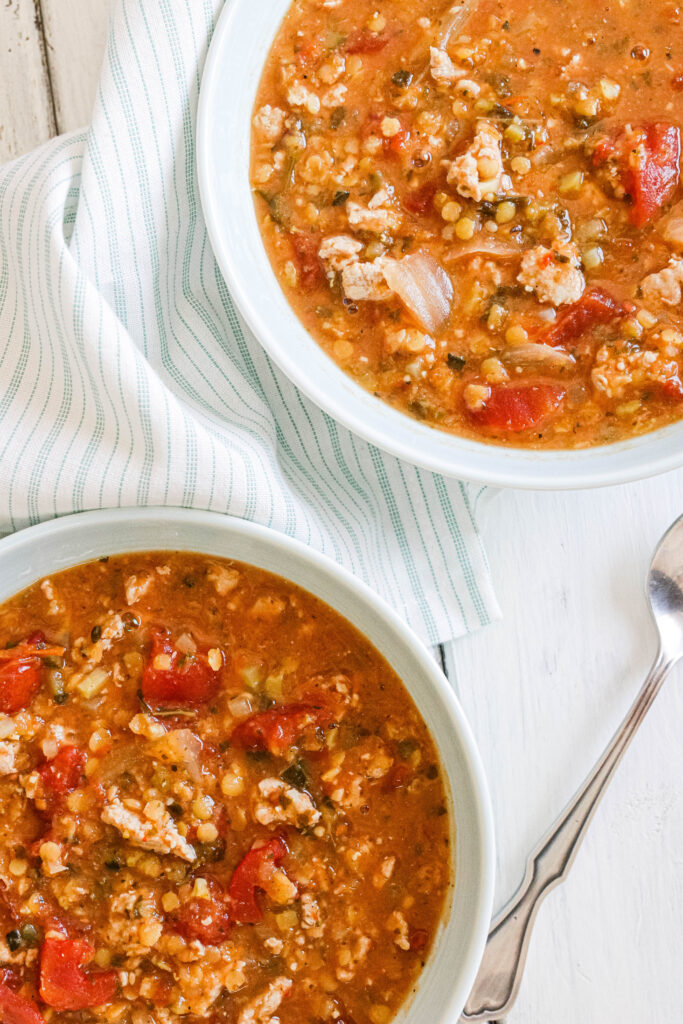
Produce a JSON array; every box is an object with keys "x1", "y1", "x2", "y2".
[
  {"x1": 0, "y1": 507, "x2": 494, "y2": 1023},
  {"x1": 196, "y1": 0, "x2": 683, "y2": 488}
]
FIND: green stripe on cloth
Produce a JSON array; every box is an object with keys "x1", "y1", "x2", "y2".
[{"x1": 0, "y1": 0, "x2": 500, "y2": 646}]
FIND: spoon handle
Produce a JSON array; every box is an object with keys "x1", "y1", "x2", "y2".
[{"x1": 461, "y1": 647, "x2": 675, "y2": 1022}]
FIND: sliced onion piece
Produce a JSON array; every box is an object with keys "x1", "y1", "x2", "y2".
[
  {"x1": 501, "y1": 342, "x2": 576, "y2": 371},
  {"x1": 228, "y1": 693, "x2": 254, "y2": 719},
  {"x1": 95, "y1": 741, "x2": 144, "y2": 787},
  {"x1": 438, "y1": 0, "x2": 475, "y2": 46},
  {"x1": 152, "y1": 729, "x2": 203, "y2": 780},
  {"x1": 660, "y1": 200, "x2": 683, "y2": 249},
  {"x1": 446, "y1": 237, "x2": 524, "y2": 261},
  {"x1": 382, "y1": 253, "x2": 454, "y2": 333}
]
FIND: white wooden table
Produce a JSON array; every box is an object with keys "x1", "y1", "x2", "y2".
[{"x1": 2, "y1": 3, "x2": 683, "y2": 1021}]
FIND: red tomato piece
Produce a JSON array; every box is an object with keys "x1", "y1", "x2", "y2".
[
  {"x1": 662, "y1": 375, "x2": 683, "y2": 400},
  {"x1": 39, "y1": 937, "x2": 117, "y2": 1011},
  {"x1": 0, "y1": 981, "x2": 45, "y2": 1024},
  {"x1": 289, "y1": 232, "x2": 323, "y2": 290},
  {"x1": 593, "y1": 123, "x2": 681, "y2": 227},
  {"x1": 173, "y1": 878, "x2": 232, "y2": 945},
  {"x1": 409, "y1": 927, "x2": 429, "y2": 953},
  {"x1": 0, "y1": 632, "x2": 63, "y2": 714},
  {"x1": 230, "y1": 703, "x2": 334, "y2": 757},
  {"x1": 467, "y1": 384, "x2": 566, "y2": 432},
  {"x1": 387, "y1": 128, "x2": 411, "y2": 158},
  {"x1": 39, "y1": 746, "x2": 87, "y2": 813},
  {"x1": 0, "y1": 659, "x2": 42, "y2": 715},
  {"x1": 142, "y1": 630, "x2": 221, "y2": 707},
  {"x1": 382, "y1": 763, "x2": 412, "y2": 793},
  {"x1": 228, "y1": 837, "x2": 291, "y2": 924},
  {"x1": 294, "y1": 38, "x2": 324, "y2": 71},
  {"x1": 361, "y1": 113, "x2": 410, "y2": 160},
  {"x1": 402, "y1": 181, "x2": 438, "y2": 215},
  {"x1": 343, "y1": 29, "x2": 389, "y2": 54},
  {"x1": 542, "y1": 287, "x2": 634, "y2": 347}
]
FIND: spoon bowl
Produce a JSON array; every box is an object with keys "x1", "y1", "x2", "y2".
[{"x1": 648, "y1": 514, "x2": 683, "y2": 656}]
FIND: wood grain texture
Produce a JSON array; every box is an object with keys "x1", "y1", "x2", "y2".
[
  {"x1": 39, "y1": 0, "x2": 111, "y2": 133},
  {"x1": 3, "y1": 1, "x2": 683, "y2": 1020},
  {"x1": 445, "y1": 469, "x2": 683, "y2": 1023},
  {"x1": 0, "y1": 0, "x2": 55, "y2": 162}
]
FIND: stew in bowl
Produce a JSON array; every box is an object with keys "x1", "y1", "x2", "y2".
[
  {"x1": 251, "y1": 0, "x2": 683, "y2": 448},
  {"x1": 0, "y1": 509, "x2": 494, "y2": 1024}
]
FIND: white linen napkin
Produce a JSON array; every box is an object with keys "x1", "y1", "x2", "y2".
[{"x1": 0, "y1": 0, "x2": 499, "y2": 646}]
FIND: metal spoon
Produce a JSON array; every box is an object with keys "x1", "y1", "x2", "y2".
[{"x1": 461, "y1": 513, "x2": 683, "y2": 1022}]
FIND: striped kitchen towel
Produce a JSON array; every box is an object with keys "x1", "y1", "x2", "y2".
[{"x1": 0, "y1": 0, "x2": 499, "y2": 646}]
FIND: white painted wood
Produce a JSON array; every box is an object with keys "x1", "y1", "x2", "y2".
[
  {"x1": 0, "y1": 0, "x2": 54, "y2": 162},
  {"x1": 40, "y1": 0, "x2": 111, "y2": 133},
  {"x1": 445, "y1": 469, "x2": 683, "y2": 1023},
  {"x1": 3, "y1": 1, "x2": 683, "y2": 1019}
]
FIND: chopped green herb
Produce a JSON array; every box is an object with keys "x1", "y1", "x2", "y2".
[
  {"x1": 447, "y1": 353, "x2": 467, "y2": 371},
  {"x1": 391, "y1": 69, "x2": 413, "y2": 88},
  {"x1": 397, "y1": 738, "x2": 419, "y2": 760},
  {"x1": 281, "y1": 761, "x2": 308, "y2": 790},
  {"x1": 20, "y1": 924, "x2": 39, "y2": 948},
  {"x1": 486, "y1": 71, "x2": 511, "y2": 97},
  {"x1": 332, "y1": 190, "x2": 350, "y2": 206},
  {"x1": 246, "y1": 749, "x2": 271, "y2": 763}
]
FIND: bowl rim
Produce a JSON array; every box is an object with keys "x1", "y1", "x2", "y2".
[
  {"x1": 0, "y1": 506, "x2": 495, "y2": 1022},
  {"x1": 196, "y1": 0, "x2": 683, "y2": 490}
]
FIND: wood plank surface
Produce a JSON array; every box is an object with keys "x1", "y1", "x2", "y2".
[
  {"x1": 447, "y1": 469, "x2": 683, "y2": 1023},
  {"x1": 40, "y1": 0, "x2": 111, "y2": 133},
  {"x1": 0, "y1": 0, "x2": 55, "y2": 162}
]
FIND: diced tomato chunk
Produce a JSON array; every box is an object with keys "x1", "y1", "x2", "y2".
[
  {"x1": 228, "y1": 837, "x2": 292, "y2": 924},
  {"x1": 142, "y1": 630, "x2": 222, "y2": 707},
  {"x1": 230, "y1": 703, "x2": 335, "y2": 757},
  {"x1": 542, "y1": 287, "x2": 634, "y2": 347},
  {"x1": 0, "y1": 632, "x2": 63, "y2": 714},
  {"x1": 293, "y1": 38, "x2": 324, "y2": 70},
  {"x1": 343, "y1": 29, "x2": 390, "y2": 54},
  {"x1": 173, "y1": 878, "x2": 232, "y2": 945},
  {"x1": 39, "y1": 937, "x2": 117, "y2": 1011},
  {"x1": 382, "y1": 763, "x2": 412, "y2": 793},
  {"x1": 0, "y1": 659, "x2": 42, "y2": 715},
  {"x1": 403, "y1": 180, "x2": 438, "y2": 215},
  {"x1": 0, "y1": 981, "x2": 45, "y2": 1024},
  {"x1": 290, "y1": 232, "x2": 323, "y2": 290},
  {"x1": 361, "y1": 113, "x2": 410, "y2": 160},
  {"x1": 409, "y1": 927, "x2": 429, "y2": 953},
  {"x1": 38, "y1": 746, "x2": 86, "y2": 814},
  {"x1": 387, "y1": 128, "x2": 411, "y2": 157},
  {"x1": 467, "y1": 384, "x2": 565, "y2": 432},
  {"x1": 593, "y1": 123, "x2": 681, "y2": 227},
  {"x1": 0, "y1": 989, "x2": 42, "y2": 1024},
  {"x1": 662, "y1": 375, "x2": 683, "y2": 400}
]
